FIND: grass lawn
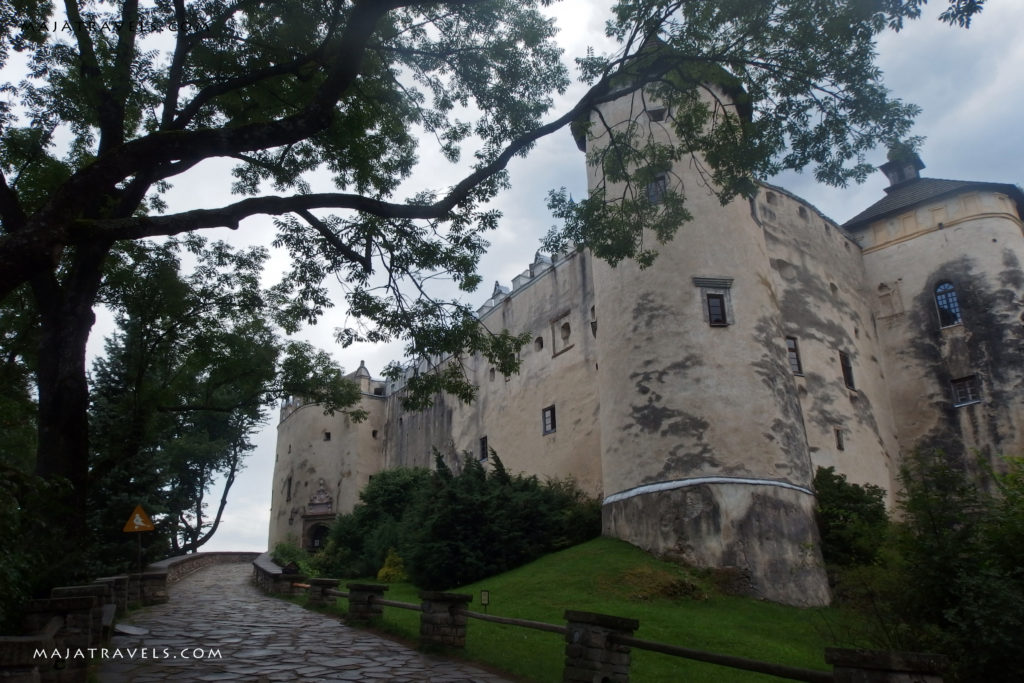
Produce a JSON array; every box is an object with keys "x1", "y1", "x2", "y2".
[{"x1": 292, "y1": 537, "x2": 863, "y2": 682}]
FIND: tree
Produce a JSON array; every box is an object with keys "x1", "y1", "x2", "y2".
[
  {"x1": 0, "y1": 1, "x2": 982, "y2": 540},
  {"x1": 87, "y1": 236, "x2": 358, "y2": 572},
  {"x1": 880, "y1": 451, "x2": 1024, "y2": 681},
  {"x1": 813, "y1": 466, "x2": 889, "y2": 568}
]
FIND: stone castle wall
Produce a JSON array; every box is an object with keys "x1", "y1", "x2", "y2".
[{"x1": 269, "y1": 84, "x2": 1024, "y2": 605}]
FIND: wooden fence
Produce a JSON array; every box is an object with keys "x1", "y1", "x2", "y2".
[{"x1": 251, "y1": 554, "x2": 948, "y2": 683}]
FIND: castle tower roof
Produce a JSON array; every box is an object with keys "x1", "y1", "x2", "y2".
[{"x1": 843, "y1": 176, "x2": 1024, "y2": 231}]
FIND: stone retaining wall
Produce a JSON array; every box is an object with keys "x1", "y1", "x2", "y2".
[
  {"x1": 1, "y1": 551, "x2": 260, "y2": 683},
  {"x1": 251, "y1": 552, "x2": 306, "y2": 594}
]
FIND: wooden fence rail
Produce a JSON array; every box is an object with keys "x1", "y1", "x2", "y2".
[{"x1": 611, "y1": 633, "x2": 834, "y2": 683}]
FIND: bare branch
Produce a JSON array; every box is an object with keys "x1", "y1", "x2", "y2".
[{"x1": 296, "y1": 209, "x2": 372, "y2": 273}]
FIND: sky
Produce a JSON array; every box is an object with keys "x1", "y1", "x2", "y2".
[{"x1": 72, "y1": 2, "x2": 1024, "y2": 553}]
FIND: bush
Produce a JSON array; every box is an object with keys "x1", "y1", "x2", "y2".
[
  {"x1": 813, "y1": 466, "x2": 889, "y2": 567},
  {"x1": 376, "y1": 548, "x2": 407, "y2": 583},
  {"x1": 271, "y1": 540, "x2": 316, "y2": 577},
  {"x1": 313, "y1": 452, "x2": 601, "y2": 589},
  {"x1": 312, "y1": 467, "x2": 432, "y2": 578},
  {"x1": 839, "y1": 451, "x2": 1024, "y2": 681}
]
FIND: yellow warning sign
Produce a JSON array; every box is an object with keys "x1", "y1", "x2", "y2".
[{"x1": 123, "y1": 505, "x2": 155, "y2": 532}]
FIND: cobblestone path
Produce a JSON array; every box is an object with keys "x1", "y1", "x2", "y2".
[{"x1": 98, "y1": 562, "x2": 512, "y2": 682}]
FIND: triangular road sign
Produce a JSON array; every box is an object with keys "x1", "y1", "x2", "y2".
[{"x1": 123, "y1": 505, "x2": 155, "y2": 532}]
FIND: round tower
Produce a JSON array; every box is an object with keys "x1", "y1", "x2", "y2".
[
  {"x1": 267, "y1": 364, "x2": 387, "y2": 551},
  {"x1": 585, "y1": 86, "x2": 829, "y2": 605}
]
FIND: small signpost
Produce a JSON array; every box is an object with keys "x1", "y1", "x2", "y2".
[
  {"x1": 123, "y1": 505, "x2": 155, "y2": 533},
  {"x1": 123, "y1": 505, "x2": 155, "y2": 584}
]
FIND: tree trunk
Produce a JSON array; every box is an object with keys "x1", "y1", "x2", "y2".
[{"x1": 32, "y1": 244, "x2": 109, "y2": 531}]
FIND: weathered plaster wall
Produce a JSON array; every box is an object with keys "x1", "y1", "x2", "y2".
[
  {"x1": 383, "y1": 251, "x2": 603, "y2": 497},
  {"x1": 757, "y1": 186, "x2": 899, "y2": 499},
  {"x1": 585, "y1": 89, "x2": 829, "y2": 605},
  {"x1": 268, "y1": 393, "x2": 386, "y2": 549},
  {"x1": 855, "y1": 191, "x2": 1024, "y2": 466}
]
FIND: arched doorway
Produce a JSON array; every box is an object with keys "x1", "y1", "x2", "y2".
[{"x1": 307, "y1": 523, "x2": 330, "y2": 553}]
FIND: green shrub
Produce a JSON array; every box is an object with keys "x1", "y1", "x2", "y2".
[
  {"x1": 376, "y1": 548, "x2": 407, "y2": 583},
  {"x1": 271, "y1": 540, "x2": 316, "y2": 576},
  {"x1": 403, "y1": 453, "x2": 601, "y2": 589},
  {"x1": 839, "y1": 450, "x2": 1024, "y2": 681},
  {"x1": 813, "y1": 466, "x2": 889, "y2": 568},
  {"x1": 313, "y1": 451, "x2": 601, "y2": 589}
]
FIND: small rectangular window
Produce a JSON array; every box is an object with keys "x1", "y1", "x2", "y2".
[
  {"x1": 648, "y1": 107, "x2": 667, "y2": 122},
  {"x1": 323, "y1": 432, "x2": 331, "y2": 441},
  {"x1": 479, "y1": 436, "x2": 488, "y2": 461},
  {"x1": 834, "y1": 428, "x2": 845, "y2": 451},
  {"x1": 839, "y1": 351, "x2": 855, "y2": 390},
  {"x1": 647, "y1": 173, "x2": 667, "y2": 204},
  {"x1": 707, "y1": 293, "x2": 728, "y2": 326},
  {"x1": 951, "y1": 376, "x2": 982, "y2": 406},
  {"x1": 786, "y1": 337, "x2": 803, "y2": 375},
  {"x1": 542, "y1": 405, "x2": 557, "y2": 435}
]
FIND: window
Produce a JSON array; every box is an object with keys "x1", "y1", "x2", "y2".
[
  {"x1": 786, "y1": 337, "x2": 803, "y2": 375},
  {"x1": 647, "y1": 173, "x2": 667, "y2": 204},
  {"x1": 479, "y1": 436, "x2": 488, "y2": 461},
  {"x1": 323, "y1": 432, "x2": 331, "y2": 441},
  {"x1": 489, "y1": 368, "x2": 496, "y2": 382},
  {"x1": 951, "y1": 376, "x2": 982, "y2": 406},
  {"x1": 534, "y1": 336, "x2": 544, "y2": 351},
  {"x1": 693, "y1": 277, "x2": 734, "y2": 327},
  {"x1": 647, "y1": 106, "x2": 667, "y2": 122},
  {"x1": 542, "y1": 405, "x2": 557, "y2": 435},
  {"x1": 834, "y1": 428, "x2": 845, "y2": 451},
  {"x1": 934, "y1": 281, "x2": 962, "y2": 327},
  {"x1": 839, "y1": 351, "x2": 855, "y2": 390},
  {"x1": 550, "y1": 311, "x2": 574, "y2": 356},
  {"x1": 706, "y1": 293, "x2": 728, "y2": 326}
]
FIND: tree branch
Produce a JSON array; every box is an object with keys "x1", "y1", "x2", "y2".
[
  {"x1": 296, "y1": 209, "x2": 372, "y2": 273},
  {"x1": 0, "y1": 170, "x2": 27, "y2": 234}
]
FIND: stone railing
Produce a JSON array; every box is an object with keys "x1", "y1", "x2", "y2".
[
  {"x1": 259, "y1": 574, "x2": 949, "y2": 683},
  {"x1": 1, "y1": 551, "x2": 258, "y2": 683},
  {"x1": 150, "y1": 551, "x2": 261, "y2": 587},
  {"x1": 251, "y1": 552, "x2": 307, "y2": 594}
]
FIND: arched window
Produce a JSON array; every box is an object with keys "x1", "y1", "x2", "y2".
[{"x1": 934, "y1": 282, "x2": 962, "y2": 327}]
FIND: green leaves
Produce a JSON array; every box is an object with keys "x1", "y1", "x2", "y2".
[
  {"x1": 88, "y1": 237, "x2": 361, "y2": 567},
  {"x1": 312, "y1": 453, "x2": 600, "y2": 589},
  {"x1": 549, "y1": 0, "x2": 973, "y2": 267}
]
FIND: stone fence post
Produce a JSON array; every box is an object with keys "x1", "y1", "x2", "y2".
[
  {"x1": 94, "y1": 575, "x2": 129, "y2": 616},
  {"x1": 139, "y1": 570, "x2": 169, "y2": 605},
  {"x1": 418, "y1": 591, "x2": 471, "y2": 648},
  {"x1": 308, "y1": 578, "x2": 340, "y2": 607},
  {"x1": 563, "y1": 610, "x2": 639, "y2": 683},
  {"x1": 826, "y1": 648, "x2": 948, "y2": 682},
  {"x1": 346, "y1": 583, "x2": 388, "y2": 622},
  {"x1": 50, "y1": 584, "x2": 112, "y2": 647}
]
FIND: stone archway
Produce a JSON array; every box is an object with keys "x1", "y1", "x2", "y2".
[{"x1": 306, "y1": 523, "x2": 330, "y2": 553}]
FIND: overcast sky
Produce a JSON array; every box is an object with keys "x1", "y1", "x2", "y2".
[{"x1": 133, "y1": 2, "x2": 1024, "y2": 552}]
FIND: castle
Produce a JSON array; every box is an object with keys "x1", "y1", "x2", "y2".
[{"x1": 269, "y1": 82, "x2": 1024, "y2": 606}]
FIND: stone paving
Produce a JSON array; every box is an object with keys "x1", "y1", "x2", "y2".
[{"x1": 98, "y1": 562, "x2": 513, "y2": 682}]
